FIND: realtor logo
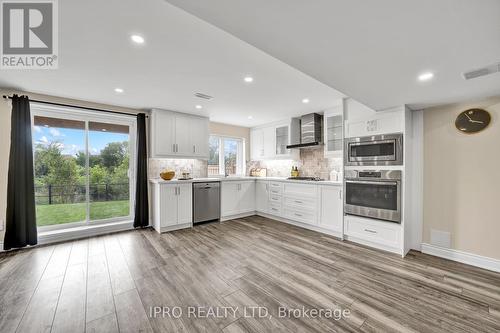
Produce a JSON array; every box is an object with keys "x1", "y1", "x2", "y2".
[{"x1": 1, "y1": 0, "x2": 58, "y2": 69}]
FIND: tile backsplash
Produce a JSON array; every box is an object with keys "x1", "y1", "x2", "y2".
[
  {"x1": 247, "y1": 147, "x2": 342, "y2": 180},
  {"x1": 149, "y1": 158, "x2": 208, "y2": 179}
]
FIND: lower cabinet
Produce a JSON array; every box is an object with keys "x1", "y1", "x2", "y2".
[
  {"x1": 221, "y1": 181, "x2": 255, "y2": 218},
  {"x1": 152, "y1": 183, "x2": 192, "y2": 232},
  {"x1": 319, "y1": 185, "x2": 343, "y2": 235},
  {"x1": 255, "y1": 181, "x2": 269, "y2": 213}
]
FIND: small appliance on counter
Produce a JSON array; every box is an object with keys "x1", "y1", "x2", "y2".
[
  {"x1": 249, "y1": 168, "x2": 267, "y2": 177},
  {"x1": 290, "y1": 166, "x2": 299, "y2": 178}
]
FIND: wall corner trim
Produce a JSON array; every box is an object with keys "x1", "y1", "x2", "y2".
[{"x1": 421, "y1": 243, "x2": 500, "y2": 273}]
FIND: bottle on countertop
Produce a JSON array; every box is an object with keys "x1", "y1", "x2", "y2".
[{"x1": 330, "y1": 169, "x2": 339, "y2": 181}]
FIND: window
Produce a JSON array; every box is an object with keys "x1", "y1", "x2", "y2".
[
  {"x1": 208, "y1": 135, "x2": 244, "y2": 176},
  {"x1": 31, "y1": 103, "x2": 136, "y2": 230}
]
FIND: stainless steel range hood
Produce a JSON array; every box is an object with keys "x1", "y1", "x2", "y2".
[{"x1": 286, "y1": 113, "x2": 323, "y2": 149}]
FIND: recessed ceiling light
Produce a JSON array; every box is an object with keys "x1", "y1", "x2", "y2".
[
  {"x1": 418, "y1": 72, "x2": 434, "y2": 82},
  {"x1": 302, "y1": 98, "x2": 310, "y2": 104},
  {"x1": 247, "y1": 116, "x2": 253, "y2": 120},
  {"x1": 130, "y1": 34, "x2": 145, "y2": 44},
  {"x1": 195, "y1": 105, "x2": 202, "y2": 109},
  {"x1": 244, "y1": 76, "x2": 254, "y2": 83},
  {"x1": 101, "y1": 129, "x2": 107, "y2": 132},
  {"x1": 114, "y1": 88, "x2": 124, "y2": 93}
]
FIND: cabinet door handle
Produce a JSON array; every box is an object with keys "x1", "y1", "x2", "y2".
[
  {"x1": 339, "y1": 190, "x2": 342, "y2": 200},
  {"x1": 193, "y1": 145, "x2": 196, "y2": 153},
  {"x1": 177, "y1": 187, "x2": 180, "y2": 195},
  {"x1": 364, "y1": 229, "x2": 377, "y2": 234},
  {"x1": 295, "y1": 213, "x2": 303, "y2": 217},
  {"x1": 295, "y1": 200, "x2": 303, "y2": 204},
  {"x1": 173, "y1": 143, "x2": 176, "y2": 152}
]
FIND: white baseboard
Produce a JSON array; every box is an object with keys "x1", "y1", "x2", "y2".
[
  {"x1": 257, "y1": 212, "x2": 343, "y2": 239},
  {"x1": 421, "y1": 243, "x2": 500, "y2": 273},
  {"x1": 220, "y1": 211, "x2": 256, "y2": 222}
]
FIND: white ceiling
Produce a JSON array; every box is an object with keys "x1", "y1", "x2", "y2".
[
  {"x1": 165, "y1": 0, "x2": 500, "y2": 110},
  {"x1": 0, "y1": 0, "x2": 344, "y2": 127}
]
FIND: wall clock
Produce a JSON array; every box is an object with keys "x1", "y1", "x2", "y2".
[{"x1": 455, "y1": 108, "x2": 491, "y2": 134}]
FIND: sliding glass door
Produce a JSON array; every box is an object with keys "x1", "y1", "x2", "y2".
[{"x1": 31, "y1": 104, "x2": 136, "y2": 230}]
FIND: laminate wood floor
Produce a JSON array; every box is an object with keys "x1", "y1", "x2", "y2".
[{"x1": 1, "y1": 216, "x2": 499, "y2": 333}]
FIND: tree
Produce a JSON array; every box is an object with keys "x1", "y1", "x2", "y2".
[
  {"x1": 100, "y1": 141, "x2": 128, "y2": 171},
  {"x1": 90, "y1": 165, "x2": 109, "y2": 184},
  {"x1": 76, "y1": 151, "x2": 102, "y2": 168}
]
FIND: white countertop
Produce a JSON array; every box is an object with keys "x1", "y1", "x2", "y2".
[{"x1": 149, "y1": 176, "x2": 342, "y2": 186}]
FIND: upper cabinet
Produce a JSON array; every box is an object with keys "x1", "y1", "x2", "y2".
[
  {"x1": 344, "y1": 99, "x2": 405, "y2": 138},
  {"x1": 324, "y1": 103, "x2": 344, "y2": 158},
  {"x1": 250, "y1": 120, "x2": 298, "y2": 161},
  {"x1": 150, "y1": 109, "x2": 209, "y2": 159}
]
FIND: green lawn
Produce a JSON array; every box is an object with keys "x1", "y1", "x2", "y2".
[{"x1": 36, "y1": 200, "x2": 130, "y2": 227}]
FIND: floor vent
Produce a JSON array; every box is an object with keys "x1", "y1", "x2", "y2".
[
  {"x1": 463, "y1": 62, "x2": 500, "y2": 80},
  {"x1": 194, "y1": 92, "x2": 214, "y2": 100}
]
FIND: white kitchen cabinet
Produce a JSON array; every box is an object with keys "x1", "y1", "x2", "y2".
[
  {"x1": 250, "y1": 120, "x2": 298, "y2": 161},
  {"x1": 150, "y1": 109, "x2": 209, "y2": 159},
  {"x1": 221, "y1": 181, "x2": 256, "y2": 218},
  {"x1": 152, "y1": 111, "x2": 175, "y2": 156},
  {"x1": 319, "y1": 186, "x2": 343, "y2": 235},
  {"x1": 190, "y1": 116, "x2": 209, "y2": 157},
  {"x1": 152, "y1": 183, "x2": 192, "y2": 233},
  {"x1": 239, "y1": 181, "x2": 256, "y2": 213},
  {"x1": 263, "y1": 126, "x2": 275, "y2": 158},
  {"x1": 324, "y1": 107, "x2": 343, "y2": 158},
  {"x1": 345, "y1": 108, "x2": 404, "y2": 138},
  {"x1": 255, "y1": 181, "x2": 269, "y2": 213}
]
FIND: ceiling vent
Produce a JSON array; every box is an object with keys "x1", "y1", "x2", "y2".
[
  {"x1": 463, "y1": 62, "x2": 500, "y2": 80},
  {"x1": 194, "y1": 92, "x2": 214, "y2": 100}
]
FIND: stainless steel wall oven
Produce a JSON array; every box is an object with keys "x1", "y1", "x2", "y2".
[
  {"x1": 344, "y1": 170, "x2": 401, "y2": 223},
  {"x1": 345, "y1": 133, "x2": 403, "y2": 166}
]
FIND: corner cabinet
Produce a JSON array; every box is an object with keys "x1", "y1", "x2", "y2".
[
  {"x1": 151, "y1": 182, "x2": 192, "y2": 233},
  {"x1": 324, "y1": 104, "x2": 344, "y2": 158},
  {"x1": 221, "y1": 181, "x2": 255, "y2": 219},
  {"x1": 250, "y1": 121, "x2": 298, "y2": 161},
  {"x1": 150, "y1": 109, "x2": 209, "y2": 159}
]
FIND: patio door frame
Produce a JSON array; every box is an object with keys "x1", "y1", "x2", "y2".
[{"x1": 31, "y1": 102, "x2": 137, "y2": 232}]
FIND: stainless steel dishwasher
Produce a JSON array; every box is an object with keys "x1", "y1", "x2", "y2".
[{"x1": 193, "y1": 182, "x2": 220, "y2": 224}]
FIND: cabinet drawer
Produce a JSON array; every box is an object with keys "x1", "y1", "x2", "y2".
[
  {"x1": 268, "y1": 202, "x2": 282, "y2": 216},
  {"x1": 345, "y1": 216, "x2": 401, "y2": 249},
  {"x1": 283, "y1": 207, "x2": 317, "y2": 225},
  {"x1": 269, "y1": 194, "x2": 282, "y2": 204},
  {"x1": 269, "y1": 182, "x2": 283, "y2": 195},
  {"x1": 283, "y1": 197, "x2": 316, "y2": 210},
  {"x1": 283, "y1": 183, "x2": 317, "y2": 198}
]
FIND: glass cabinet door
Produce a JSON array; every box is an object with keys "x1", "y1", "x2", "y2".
[
  {"x1": 275, "y1": 125, "x2": 289, "y2": 155},
  {"x1": 325, "y1": 114, "x2": 343, "y2": 155}
]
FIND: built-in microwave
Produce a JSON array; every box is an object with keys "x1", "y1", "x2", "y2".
[{"x1": 345, "y1": 133, "x2": 403, "y2": 166}]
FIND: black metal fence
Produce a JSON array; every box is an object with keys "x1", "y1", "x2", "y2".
[{"x1": 35, "y1": 183, "x2": 130, "y2": 205}]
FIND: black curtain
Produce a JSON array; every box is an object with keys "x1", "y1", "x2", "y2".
[
  {"x1": 4, "y1": 95, "x2": 37, "y2": 250},
  {"x1": 134, "y1": 113, "x2": 149, "y2": 228}
]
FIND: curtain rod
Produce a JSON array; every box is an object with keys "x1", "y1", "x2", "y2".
[{"x1": 2, "y1": 94, "x2": 148, "y2": 118}]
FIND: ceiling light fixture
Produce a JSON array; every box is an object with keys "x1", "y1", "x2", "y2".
[
  {"x1": 244, "y1": 76, "x2": 254, "y2": 83},
  {"x1": 302, "y1": 98, "x2": 310, "y2": 104},
  {"x1": 418, "y1": 72, "x2": 434, "y2": 82},
  {"x1": 195, "y1": 105, "x2": 202, "y2": 109},
  {"x1": 130, "y1": 34, "x2": 145, "y2": 44},
  {"x1": 247, "y1": 116, "x2": 253, "y2": 120},
  {"x1": 114, "y1": 88, "x2": 124, "y2": 93}
]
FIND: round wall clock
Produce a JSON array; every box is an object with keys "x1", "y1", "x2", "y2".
[{"x1": 455, "y1": 108, "x2": 491, "y2": 134}]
